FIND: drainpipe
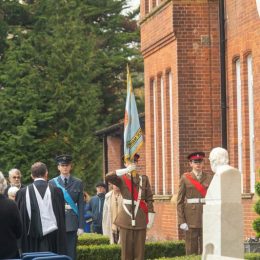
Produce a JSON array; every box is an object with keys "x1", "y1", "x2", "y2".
[
  {"x1": 103, "y1": 134, "x2": 108, "y2": 175},
  {"x1": 219, "y1": 0, "x2": 227, "y2": 149}
]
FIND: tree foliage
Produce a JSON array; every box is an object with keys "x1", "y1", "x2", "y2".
[{"x1": 0, "y1": 0, "x2": 143, "y2": 192}]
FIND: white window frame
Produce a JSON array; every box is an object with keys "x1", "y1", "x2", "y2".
[
  {"x1": 148, "y1": 0, "x2": 151, "y2": 12},
  {"x1": 247, "y1": 54, "x2": 255, "y2": 193},
  {"x1": 236, "y1": 59, "x2": 243, "y2": 191},
  {"x1": 153, "y1": 80, "x2": 158, "y2": 194},
  {"x1": 169, "y1": 72, "x2": 174, "y2": 194},
  {"x1": 161, "y1": 77, "x2": 166, "y2": 194}
]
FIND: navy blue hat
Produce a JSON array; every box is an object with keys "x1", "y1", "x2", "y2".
[
  {"x1": 96, "y1": 182, "x2": 106, "y2": 188},
  {"x1": 56, "y1": 154, "x2": 72, "y2": 165}
]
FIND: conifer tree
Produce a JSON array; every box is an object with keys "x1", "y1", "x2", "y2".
[{"x1": 0, "y1": 0, "x2": 143, "y2": 192}]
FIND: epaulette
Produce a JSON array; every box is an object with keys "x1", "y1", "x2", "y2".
[{"x1": 183, "y1": 172, "x2": 192, "y2": 177}]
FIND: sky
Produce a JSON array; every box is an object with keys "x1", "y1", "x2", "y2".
[{"x1": 128, "y1": 0, "x2": 139, "y2": 9}]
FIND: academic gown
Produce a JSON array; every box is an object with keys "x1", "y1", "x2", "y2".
[{"x1": 16, "y1": 182, "x2": 67, "y2": 254}]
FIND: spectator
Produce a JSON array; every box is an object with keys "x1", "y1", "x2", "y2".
[
  {"x1": 83, "y1": 192, "x2": 92, "y2": 233},
  {"x1": 8, "y1": 186, "x2": 19, "y2": 200},
  {"x1": 4, "y1": 168, "x2": 24, "y2": 197},
  {"x1": 16, "y1": 162, "x2": 67, "y2": 254},
  {"x1": 89, "y1": 182, "x2": 106, "y2": 234},
  {"x1": 102, "y1": 184, "x2": 123, "y2": 244},
  {"x1": 0, "y1": 171, "x2": 22, "y2": 259}
]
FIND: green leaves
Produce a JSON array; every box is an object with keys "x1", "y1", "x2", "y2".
[{"x1": 0, "y1": 0, "x2": 143, "y2": 192}]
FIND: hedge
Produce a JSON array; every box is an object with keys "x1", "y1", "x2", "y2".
[
  {"x1": 76, "y1": 236, "x2": 260, "y2": 260},
  {"x1": 145, "y1": 241, "x2": 185, "y2": 259},
  {"x1": 77, "y1": 240, "x2": 185, "y2": 260},
  {"x1": 77, "y1": 233, "x2": 110, "y2": 246},
  {"x1": 77, "y1": 244, "x2": 120, "y2": 260},
  {"x1": 245, "y1": 253, "x2": 260, "y2": 259}
]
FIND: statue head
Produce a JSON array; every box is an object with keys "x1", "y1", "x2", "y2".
[{"x1": 209, "y1": 147, "x2": 229, "y2": 173}]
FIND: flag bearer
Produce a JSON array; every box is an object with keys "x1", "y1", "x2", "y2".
[{"x1": 106, "y1": 154, "x2": 155, "y2": 260}]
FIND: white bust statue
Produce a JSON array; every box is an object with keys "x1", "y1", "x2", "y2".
[
  {"x1": 206, "y1": 147, "x2": 241, "y2": 203},
  {"x1": 209, "y1": 147, "x2": 231, "y2": 175},
  {"x1": 257, "y1": 0, "x2": 260, "y2": 17}
]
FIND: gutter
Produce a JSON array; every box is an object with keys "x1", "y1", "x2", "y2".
[{"x1": 219, "y1": 0, "x2": 227, "y2": 149}]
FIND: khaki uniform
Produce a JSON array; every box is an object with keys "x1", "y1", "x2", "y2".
[
  {"x1": 177, "y1": 171, "x2": 213, "y2": 255},
  {"x1": 106, "y1": 171, "x2": 154, "y2": 260}
]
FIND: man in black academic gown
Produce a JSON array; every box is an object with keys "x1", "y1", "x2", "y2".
[{"x1": 16, "y1": 162, "x2": 67, "y2": 254}]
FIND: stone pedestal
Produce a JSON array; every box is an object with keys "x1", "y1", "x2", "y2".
[{"x1": 202, "y1": 166, "x2": 244, "y2": 259}]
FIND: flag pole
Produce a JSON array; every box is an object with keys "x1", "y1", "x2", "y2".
[
  {"x1": 131, "y1": 171, "x2": 135, "y2": 260},
  {"x1": 128, "y1": 66, "x2": 135, "y2": 260}
]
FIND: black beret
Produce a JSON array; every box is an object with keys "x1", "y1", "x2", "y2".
[{"x1": 56, "y1": 154, "x2": 72, "y2": 165}]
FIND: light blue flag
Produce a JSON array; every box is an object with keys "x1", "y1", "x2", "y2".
[{"x1": 124, "y1": 65, "x2": 143, "y2": 162}]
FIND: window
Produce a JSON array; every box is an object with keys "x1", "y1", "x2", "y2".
[
  {"x1": 152, "y1": 79, "x2": 158, "y2": 194},
  {"x1": 236, "y1": 59, "x2": 243, "y2": 191},
  {"x1": 168, "y1": 71, "x2": 174, "y2": 194},
  {"x1": 247, "y1": 54, "x2": 255, "y2": 193},
  {"x1": 160, "y1": 76, "x2": 166, "y2": 194}
]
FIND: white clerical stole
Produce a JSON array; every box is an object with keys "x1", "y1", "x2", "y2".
[{"x1": 26, "y1": 185, "x2": 58, "y2": 236}]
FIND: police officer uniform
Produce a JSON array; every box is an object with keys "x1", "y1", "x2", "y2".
[
  {"x1": 49, "y1": 155, "x2": 84, "y2": 260},
  {"x1": 177, "y1": 151, "x2": 213, "y2": 255}
]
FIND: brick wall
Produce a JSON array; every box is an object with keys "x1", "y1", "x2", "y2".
[
  {"x1": 105, "y1": 0, "x2": 260, "y2": 242},
  {"x1": 107, "y1": 136, "x2": 122, "y2": 173},
  {"x1": 140, "y1": 0, "x2": 221, "y2": 240},
  {"x1": 225, "y1": 0, "x2": 260, "y2": 238},
  {"x1": 106, "y1": 136, "x2": 146, "y2": 175}
]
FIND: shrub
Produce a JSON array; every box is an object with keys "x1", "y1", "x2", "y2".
[
  {"x1": 77, "y1": 233, "x2": 110, "y2": 246},
  {"x1": 76, "y1": 240, "x2": 185, "y2": 260},
  {"x1": 145, "y1": 241, "x2": 185, "y2": 259},
  {"x1": 245, "y1": 253, "x2": 260, "y2": 259},
  {"x1": 77, "y1": 244, "x2": 120, "y2": 260},
  {"x1": 253, "y1": 181, "x2": 260, "y2": 237}
]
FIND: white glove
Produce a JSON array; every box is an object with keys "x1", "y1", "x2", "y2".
[
  {"x1": 116, "y1": 168, "x2": 129, "y2": 176},
  {"x1": 115, "y1": 164, "x2": 136, "y2": 176},
  {"x1": 147, "y1": 212, "x2": 155, "y2": 229},
  {"x1": 126, "y1": 164, "x2": 136, "y2": 173},
  {"x1": 77, "y1": 228, "x2": 84, "y2": 236},
  {"x1": 180, "y1": 223, "x2": 189, "y2": 231}
]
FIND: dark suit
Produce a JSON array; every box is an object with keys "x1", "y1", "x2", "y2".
[
  {"x1": 49, "y1": 175, "x2": 84, "y2": 260},
  {"x1": 0, "y1": 194, "x2": 22, "y2": 259},
  {"x1": 177, "y1": 171, "x2": 213, "y2": 255}
]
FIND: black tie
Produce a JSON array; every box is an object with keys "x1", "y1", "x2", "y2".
[{"x1": 64, "y1": 178, "x2": 68, "y2": 187}]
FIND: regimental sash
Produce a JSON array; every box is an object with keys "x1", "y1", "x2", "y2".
[
  {"x1": 122, "y1": 175, "x2": 148, "y2": 223},
  {"x1": 185, "y1": 173, "x2": 207, "y2": 197},
  {"x1": 53, "y1": 177, "x2": 79, "y2": 216}
]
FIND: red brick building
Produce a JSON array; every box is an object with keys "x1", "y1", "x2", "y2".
[
  {"x1": 98, "y1": 0, "x2": 260, "y2": 241},
  {"x1": 139, "y1": 0, "x2": 260, "y2": 240}
]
